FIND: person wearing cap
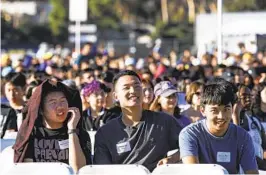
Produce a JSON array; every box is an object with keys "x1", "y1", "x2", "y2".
[
  {"x1": 94, "y1": 70, "x2": 182, "y2": 172},
  {"x1": 150, "y1": 81, "x2": 191, "y2": 128}
]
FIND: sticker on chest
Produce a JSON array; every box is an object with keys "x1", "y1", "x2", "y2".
[
  {"x1": 116, "y1": 141, "x2": 131, "y2": 154},
  {"x1": 58, "y1": 139, "x2": 69, "y2": 150},
  {"x1": 217, "y1": 152, "x2": 231, "y2": 163}
]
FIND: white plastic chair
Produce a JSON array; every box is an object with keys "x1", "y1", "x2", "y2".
[
  {"x1": 152, "y1": 164, "x2": 228, "y2": 175},
  {"x1": 78, "y1": 164, "x2": 151, "y2": 175},
  {"x1": 260, "y1": 170, "x2": 266, "y2": 175},
  {"x1": 0, "y1": 139, "x2": 16, "y2": 152},
  {"x1": 3, "y1": 132, "x2": 17, "y2": 139},
  {"x1": 0, "y1": 146, "x2": 14, "y2": 175},
  {"x1": 2, "y1": 162, "x2": 74, "y2": 175}
]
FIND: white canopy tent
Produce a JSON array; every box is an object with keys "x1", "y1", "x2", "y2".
[{"x1": 196, "y1": 12, "x2": 266, "y2": 58}]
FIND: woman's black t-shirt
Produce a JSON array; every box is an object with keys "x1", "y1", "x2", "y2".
[{"x1": 25, "y1": 126, "x2": 91, "y2": 164}]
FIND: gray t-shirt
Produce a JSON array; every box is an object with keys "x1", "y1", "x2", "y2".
[
  {"x1": 94, "y1": 110, "x2": 182, "y2": 171},
  {"x1": 179, "y1": 119, "x2": 258, "y2": 174}
]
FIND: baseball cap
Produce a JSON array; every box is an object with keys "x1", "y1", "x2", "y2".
[
  {"x1": 221, "y1": 72, "x2": 234, "y2": 82},
  {"x1": 1, "y1": 66, "x2": 13, "y2": 77},
  {"x1": 154, "y1": 81, "x2": 178, "y2": 97}
]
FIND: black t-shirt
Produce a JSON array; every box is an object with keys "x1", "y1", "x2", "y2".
[
  {"x1": 82, "y1": 108, "x2": 106, "y2": 131},
  {"x1": 0, "y1": 104, "x2": 17, "y2": 138},
  {"x1": 25, "y1": 126, "x2": 92, "y2": 164},
  {"x1": 82, "y1": 107, "x2": 123, "y2": 131},
  {"x1": 94, "y1": 110, "x2": 182, "y2": 171},
  {"x1": 104, "y1": 106, "x2": 122, "y2": 123}
]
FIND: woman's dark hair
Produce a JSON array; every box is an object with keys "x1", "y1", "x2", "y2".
[
  {"x1": 243, "y1": 72, "x2": 254, "y2": 90},
  {"x1": 185, "y1": 81, "x2": 203, "y2": 104},
  {"x1": 252, "y1": 82, "x2": 266, "y2": 121},
  {"x1": 141, "y1": 79, "x2": 154, "y2": 90},
  {"x1": 173, "y1": 106, "x2": 182, "y2": 118}
]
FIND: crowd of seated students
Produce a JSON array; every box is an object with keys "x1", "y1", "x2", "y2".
[{"x1": 1, "y1": 44, "x2": 266, "y2": 174}]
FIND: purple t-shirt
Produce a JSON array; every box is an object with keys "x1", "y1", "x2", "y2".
[
  {"x1": 175, "y1": 115, "x2": 191, "y2": 128},
  {"x1": 179, "y1": 119, "x2": 258, "y2": 174}
]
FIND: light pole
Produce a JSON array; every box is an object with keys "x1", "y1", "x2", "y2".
[{"x1": 217, "y1": 0, "x2": 223, "y2": 64}]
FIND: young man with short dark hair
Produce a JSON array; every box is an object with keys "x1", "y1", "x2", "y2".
[
  {"x1": 1, "y1": 72, "x2": 26, "y2": 138},
  {"x1": 179, "y1": 83, "x2": 259, "y2": 174},
  {"x1": 94, "y1": 70, "x2": 182, "y2": 171}
]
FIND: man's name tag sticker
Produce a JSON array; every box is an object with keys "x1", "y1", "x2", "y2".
[
  {"x1": 58, "y1": 139, "x2": 69, "y2": 150},
  {"x1": 116, "y1": 141, "x2": 131, "y2": 154},
  {"x1": 217, "y1": 152, "x2": 231, "y2": 162}
]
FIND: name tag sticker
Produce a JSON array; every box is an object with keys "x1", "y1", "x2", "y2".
[
  {"x1": 217, "y1": 152, "x2": 231, "y2": 162},
  {"x1": 116, "y1": 141, "x2": 131, "y2": 154},
  {"x1": 58, "y1": 139, "x2": 69, "y2": 150}
]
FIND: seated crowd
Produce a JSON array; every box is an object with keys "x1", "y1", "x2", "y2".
[{"x1": 1, "y1": 45, "x2": 266, "y2": 174}]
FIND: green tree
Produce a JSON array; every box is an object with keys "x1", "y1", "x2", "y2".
[
  {"x1": 88, "y1": 0, "x2": 120, "y2": 29},
  {"x1": 48, "y1": 0, "x2": 66, "y2": 36},
  {"x1": 223, "y1": 0, "x2": 257, "y2": 11}
]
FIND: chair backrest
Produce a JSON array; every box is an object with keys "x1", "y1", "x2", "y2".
[
  {"x1": 260, "y1": 170, "x2": 266, "y2": 175},
  {"x1": 2, "y1": 162, "x2": 74, "y2": 175},
  {"x1": 88, "y1": 131, "x2": 96, "y2": 155},
  {"x1": 0, "y1": 139, "x2": 16, "y2": 152},
  {"x1": 78, "y1": 164, "x2": 150, "y2": 175},
  {"x1": 0, "y1": 146, "x2": 14, "y2": 175},
  {"x1": 152, "y1": 164, "x2": 228, "y2": 175},
  {"x1": 3, "y1": 132, "x2": 17, "y2": 139}
]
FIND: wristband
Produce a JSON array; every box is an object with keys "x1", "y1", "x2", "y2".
[{"x1": 68, "y1": 129, "x2": 78, "y2": 135}]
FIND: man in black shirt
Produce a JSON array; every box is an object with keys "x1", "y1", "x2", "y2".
[
  {"x1": 1, "y1": 73, "x2": 26, "y2": 137},
  {"x1": 0, "y1": 104, "x2": 17, "y2": 138},
  {"x1": 94, "y1": 70, "x2": 182, "y2": 171}
]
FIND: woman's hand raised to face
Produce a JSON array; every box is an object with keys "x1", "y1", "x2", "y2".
[
  {"x1": 149, "y1": 96, "x2": 161, "y2": 112},
  {"x1": 232, "y1": 100, "x2": 243, "y2": 125},
  {"x1": 67, "y1": 107, "x2": 81, "y2": 129}
]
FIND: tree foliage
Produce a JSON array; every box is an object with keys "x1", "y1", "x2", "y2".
[
  {"x1": 88, "y1": 0, "x2": 120, "y2": 29},
  {"x1": 223, "y1": 0, "x2": 257, "y2": 11},
  {"x1": 3, "y1": 0, "x2": 266, "y2": 47},
  {"x1": 48, "y1": 0, "x2": 66, "y2": 36}
]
